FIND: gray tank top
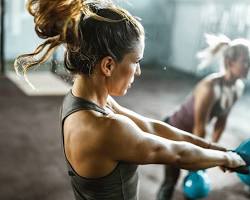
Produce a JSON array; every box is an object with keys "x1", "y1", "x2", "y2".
[{"x1": 60, "y1": 91, "x2": 139, "y2": 200}]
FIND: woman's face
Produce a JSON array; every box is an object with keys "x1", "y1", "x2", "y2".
[
  {"x1": 108, "y1": 37, "x2": 145, "y2": 96},
  {"x1": 229, "y1": 49, "x2": 250, "y2": 79}
]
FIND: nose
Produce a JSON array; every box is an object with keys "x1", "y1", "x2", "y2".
[{"x1": 135, "y1": 64, "x2": 141, "y2": 76}]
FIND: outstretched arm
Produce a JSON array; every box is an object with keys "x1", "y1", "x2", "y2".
[
  {"x1": 100, "y1": 113, "x2": 245, "y2": 170},
  {"x1": 107, "y1": 95, "x2": 224, "y2": 151}
]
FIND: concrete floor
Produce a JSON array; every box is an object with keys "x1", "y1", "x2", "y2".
[{"x1": 1, "y1": 68, "x2": 250, "y2": 200}]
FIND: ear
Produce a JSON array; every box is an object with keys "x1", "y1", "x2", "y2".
[{"x1": 100, "y1": 56, "x2": 116, "y2": 77}]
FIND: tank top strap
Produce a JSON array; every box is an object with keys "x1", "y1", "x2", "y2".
[
  {"x1": 61, "y1": 90, "x2": 109, "y2": 122},
  {"x1": 60, "y1": 90, "x2": 109, "y2": 175}
]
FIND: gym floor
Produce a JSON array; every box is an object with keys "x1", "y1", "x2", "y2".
[{"x1": 0, "y1": 68, "x2": 249, "y2": 200}]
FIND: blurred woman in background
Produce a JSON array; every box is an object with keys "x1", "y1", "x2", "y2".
[{"x1": 157, "y1": 34, "x2": 250, "y2": 200}]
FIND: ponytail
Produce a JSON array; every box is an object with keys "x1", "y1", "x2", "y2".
[
  {"x1": 196, "y1": 33, "x2": 230, "y2": 70},
  {"x1": 14, "y1": 0, "x2": 89, "y2": 74}
]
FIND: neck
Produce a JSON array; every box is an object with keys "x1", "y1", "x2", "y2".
[
  {"x1": 72, "y1": 74, "x2": 108, "y2": 108},
  {"x1": 223, "y1": 71, "x2": 237, "y2": 86}
]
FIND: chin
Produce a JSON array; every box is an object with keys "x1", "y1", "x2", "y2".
[
  {"x1": 120, "y1": 88, "x2": 129, "y2": 96},
  {"x1": 120, "y1": 90, "x2": 128, "y2": 96},
  {"x1": 110, "y1": 90, "x2": 127, "y2": 96}
]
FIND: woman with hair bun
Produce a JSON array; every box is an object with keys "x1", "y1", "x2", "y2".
[
  {"x1": 157, "y1": 34, "x2": 250, "y2": 200},
  {"x1": 15, "y1": 1, "x2": 248, "y2": 199}
]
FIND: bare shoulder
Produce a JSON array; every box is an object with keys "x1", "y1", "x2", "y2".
[
  {"x1": 194, "y1": 73, "x2": 223, "y2": 101},
  {"x1": 200, "y1": 73, "x2": 223, "y2": 86},
  {"x1": 195, "y1": 73, "x2": 217, "y2": 92},
  {"x1": 64, "y1": 110, "x2": 109, "y2": 149},
  {"x1": 64, "y1": 109, "x2": 141, "y2": 150},
  {"x1": 196, "y1": 73, "x2": 223, "y2": 95},
  {"x1": 102, "y1": 112, "x2": 142, "y2": 140}
]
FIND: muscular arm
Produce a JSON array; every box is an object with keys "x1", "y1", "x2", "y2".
[
  {"x1": 192, "y1": 80, "x2": 216, "y2": 138},
  {"x1": 101, "y1": 114, "x2": 244, "y2": 170},
  {"x1": 107, "y1": 96, "x2": 225, "y2": 151}
]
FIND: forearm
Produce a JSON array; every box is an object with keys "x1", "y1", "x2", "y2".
[
  {"x1": 151, "y1": 120, "x2": 211, "y2": 149},
  {"x1": 151, "y1": 138, "x2": 239, "y2": 170},
  {"x1": 212, "y1": 112, "x2": 228, "y2": 142},
  {"x1": 212, "y1": 129, "x2": 223, "y2": 143},
  {"x1": 174, "y1": 142, "x2": 226, "y2": 170},
  {"x1": 193, "y1": 125, "x2": 206, "y2": 138},
  {"x1": 212, "y1": 121, "x2": 226, "y2": 143},
  {"x1": 191, "y1": 125, "x2": 226, "y2": 151}
]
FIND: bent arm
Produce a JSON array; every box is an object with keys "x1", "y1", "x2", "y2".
[{"x1": 102, "y1": 114, "x2": 244, "y2": 170}]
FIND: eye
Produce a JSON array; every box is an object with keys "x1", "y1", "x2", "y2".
[{"x1": 136, "y1": 58, "x2": 143, "y2": 64}]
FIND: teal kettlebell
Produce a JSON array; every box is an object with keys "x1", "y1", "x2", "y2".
[
  {"x1": 183, "y1": 170, "x2": 211, "y2": 199},
  {"x1": 234, "y1": 139, "x2": 250, "y2": 185}
]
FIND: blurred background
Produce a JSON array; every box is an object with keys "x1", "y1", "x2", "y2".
[{"x1": 0, "y1": 0, "x2": 249, "y2": 200}]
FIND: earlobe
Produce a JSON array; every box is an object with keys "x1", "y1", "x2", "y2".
[
  {"x1": 105, "y1": 65, "x2": 113, "y2": 76},
  {"x1": 100, "y1": 56, "x2": 115, "y2": 77}
]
